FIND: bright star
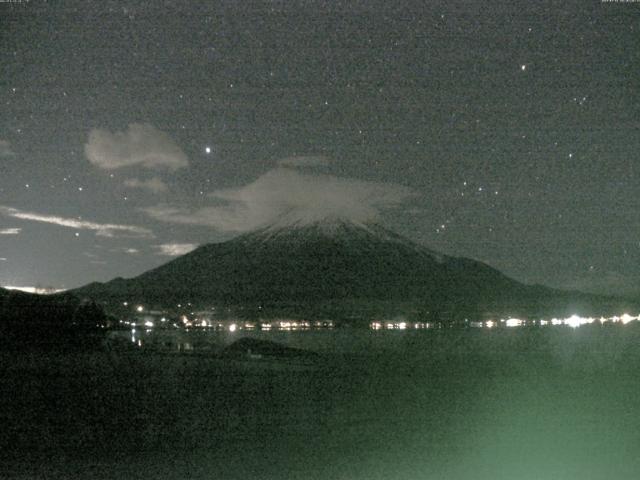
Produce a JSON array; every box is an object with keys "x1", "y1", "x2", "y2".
[{"x1": 205, "y1": 147, "x2": 211, "y2": 154}]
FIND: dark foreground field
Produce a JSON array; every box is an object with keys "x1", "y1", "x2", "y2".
[{"x1": 2, "y1": 325, "x2": 640, "y2": 479}]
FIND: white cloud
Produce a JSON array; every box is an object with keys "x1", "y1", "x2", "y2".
[
  {"x1": 123, "y1": 177, "x2": 169, "y2": 193},
  {"x1": 0, "y1": 227, "x2": 21, "y2": 235},
  {"x1": 0, "y1": 205, "x2": 153, "y2": 238},
  {"x1": 84, "y1": 123, "x2": 188, "y2": 171},
  {"x1": 0, "y1": 140, "x2": 14, "y2": 157},
  {"x1": 155, "y1": 243, "x2": 198, "y2": 256},
  {"x1": 141, "y1": 159, "x2": 414, "y2": 232}
]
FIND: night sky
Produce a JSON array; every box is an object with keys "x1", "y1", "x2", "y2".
[{"x1": 1, "y1": 1, "x2": 638, "y2": 295}]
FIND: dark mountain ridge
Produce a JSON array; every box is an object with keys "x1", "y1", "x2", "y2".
[
  {"x1": 0, "y1": 287, "x2": 107, "y2": 347},
  {"x1": 0, "y1": 287, "x2": 106, "y2": 325},
  {"x1": 73, "y1": 218, "x2": 628, "y2": 320}
]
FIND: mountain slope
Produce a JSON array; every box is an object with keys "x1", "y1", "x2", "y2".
[{"x1": 73, "y1": 218, "x2": 616, "y2": 318}]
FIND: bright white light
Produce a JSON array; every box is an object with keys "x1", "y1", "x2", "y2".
[
  {"x1": 229, "y1": 323, "x2": 237, "y2": 332},
  {"x1": 136, "y1": 305, "x2": 144, "y2": 312},
  {"x1": 564, "y1": 315, "x2": 582, "y2": 328},
  {"x1": 505, "y1": 318, "x2": 522, "y2": 328},
  {"x1": 205, "y1": 146, "x2": 211, "y2": 154},
  {"x1": 144, "y1": 320, "x2": 154, "y2": 328},
  {"x1": 485, "y1": 320, "x2": 495, "y2": 329},
  {"x1": 621, "y1": 313, "x2": 636, "y2": 324},
  {"x1": 398, "y1": 322, "x2": 407, "y2": 330},
  {"x1": 563, "y1": 315, "x2": 594, "y2": 328},
  {"x1": 3, "y1": 285, "x2": 66, "y2": 294}
]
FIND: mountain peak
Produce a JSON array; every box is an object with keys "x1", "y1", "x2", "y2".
[
  {"x1": 242, "y1": 211, "x2": 377, "y2": 241},
  {"x1": 263, "y1": 210, "x2": 371, "y2": 232},
  {"x1": 234, "y1": 213, "x2": 449, "y2": 262},
  {"x1": 71, "y1": 212, "x2": 575, "y2": 318}
]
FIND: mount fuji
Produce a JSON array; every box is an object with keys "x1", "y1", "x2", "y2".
[{"x1": 74, "y1": 216, "x2": 616, "y2": 320}]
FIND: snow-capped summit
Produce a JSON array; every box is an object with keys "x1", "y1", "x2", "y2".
[
  {"x1": 252, "y1": 211, "x2": 370, "y2": 236},
  {"x1": 74, "y1": 217, "x2": 558, "y2": 317},
  {"x1": 242, "y1": 213, "x2": 445, "y2": 262}
]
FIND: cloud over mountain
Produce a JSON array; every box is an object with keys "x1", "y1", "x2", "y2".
[
  {"x1": 141, "y1": 158, "x2": 414, "y2": 232},
  {"x1": 84, "y1": 123, "x2": 188, "y2": 171},
  {"x1": 155, "y1": 243, "x2": 199, "y2": 256}
]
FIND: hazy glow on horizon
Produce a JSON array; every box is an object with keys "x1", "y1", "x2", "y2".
[{"x1": 3, "y1": 286, "x2": 66, "y2": 294}]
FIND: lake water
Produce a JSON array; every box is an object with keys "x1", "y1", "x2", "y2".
[{"x1": 2, "y1": 324, "x2": 640, "y2": 479}]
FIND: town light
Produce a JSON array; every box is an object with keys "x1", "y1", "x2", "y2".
[{"x1": 505, "y1": 318, "x2": 522, "y2": 328}]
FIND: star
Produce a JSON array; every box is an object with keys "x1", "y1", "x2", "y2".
[{"x1": 205, "y1": 146, "x2": 211, "y2": 154}]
